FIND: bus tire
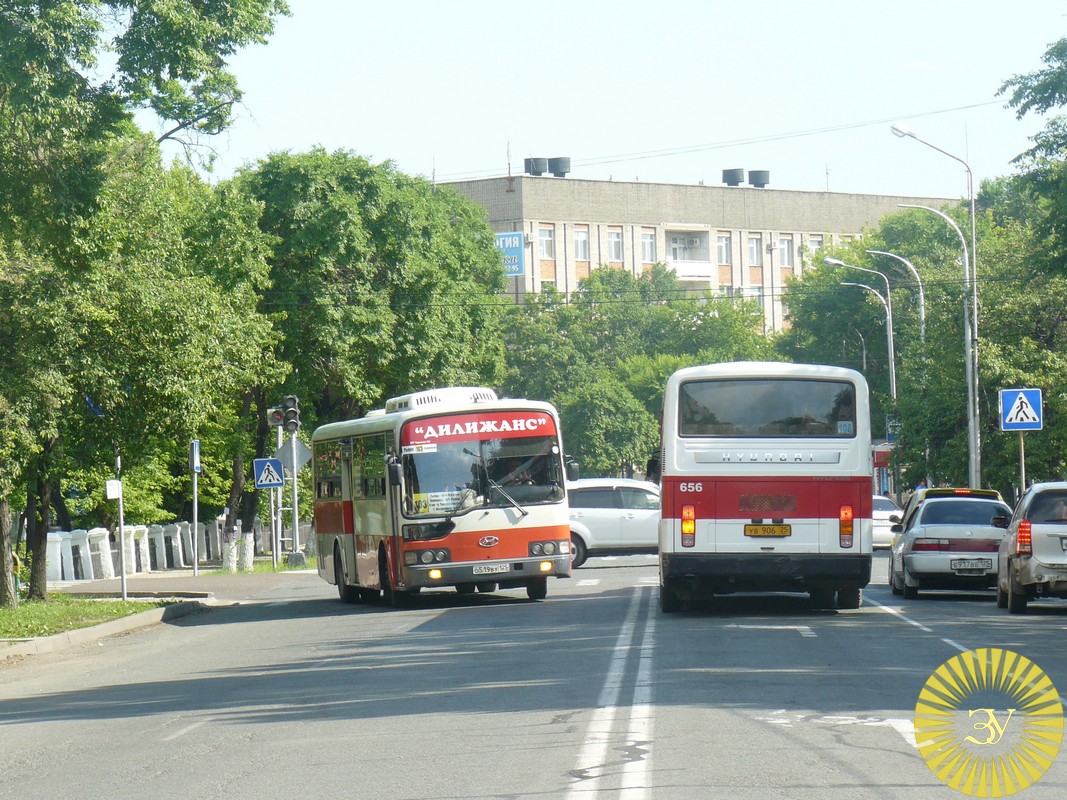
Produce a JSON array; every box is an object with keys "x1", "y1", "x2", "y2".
[
  {"x1": 660, "y1": 582, "x2": 682, "y2": 613},
  {"x1": 837, "y1": 587, "x2": 862, "y2": 609},
  {"x1": 335, "y1": 547, "x2": 360, "y2": 604},
  {"x1": 570, "y1": 534, "x2": 588, "y2": 568},
  {"x1": 476, "y1": 582, "x2": 497, "y2": 593},
  {"x1": 526, "y1": 578, "x2": 548, "y2": 600},
  {"x1": 378, "y1": 546, "x2": 393, "y2": 605},
  {"x1": 456, "y1": 583, "x2": 477, "y2": 595},
  {"x1": 809, "y1": 587, "x2": 835, "y2": 609}
]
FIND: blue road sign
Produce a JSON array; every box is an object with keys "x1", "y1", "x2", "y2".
[
  {"x1": 253, "y1": 457, "x2": 285, "y2": 489},
  {"x1": 1000, "y1": 388, "x2": 1043, "y2": 432}
]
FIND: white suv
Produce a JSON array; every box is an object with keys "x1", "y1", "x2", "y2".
[
  {"x1": 996, "y1": 481, "x2": 1067, "y2": 613},
  {"x1": 567, "y1": 478, "x2": 660, "y2": 568}
]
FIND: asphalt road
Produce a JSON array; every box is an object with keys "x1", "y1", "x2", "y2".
[{"x1": 2, "y1": 553, "x2": 1066, "y2": 800}]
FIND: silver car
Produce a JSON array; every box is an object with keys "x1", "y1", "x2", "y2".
[
  {"x1": 872, "y1": 494, "x2": 902, "y2": 549},
  {"x1": 567, "y1": 478, "x2": 660, "y2": 568},
  {"x1": 889, "y1": 492, "x2": 1012, "y2": 598},
  {"x1": 995, "y1": 481, "x2": 1067, "y2": 613}
]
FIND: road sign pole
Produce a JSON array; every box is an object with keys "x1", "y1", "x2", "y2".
[
  {"x1": 291, "y1": 432, "x2": 300, "y2": 553},
  {"x1": 1019, "y1": 431, "x2": 1026, "y2": 497},
  {"x1": 276, "y1": 425, "x2": 283, "y2": 554}
]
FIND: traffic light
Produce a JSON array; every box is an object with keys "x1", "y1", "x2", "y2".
[
  {"x1": 267, "y1": 407, "x2": 284, "y2": 427},
  {"x1": 282, "y1": 395, "x2": 300, "y2": 433}
]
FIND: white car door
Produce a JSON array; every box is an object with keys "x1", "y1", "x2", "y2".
[
  {"x1": 569, "y1": 487, "x2": 623, "y2": 549},
  {"x1": 618, "y1": 486, "x2": 660, "y2": 548}
]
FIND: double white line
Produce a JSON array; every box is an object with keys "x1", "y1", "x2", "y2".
[{"x1": 565, "y1": 588, "x2": 656, "y2": 799}]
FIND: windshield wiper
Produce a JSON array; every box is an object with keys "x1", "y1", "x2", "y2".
[{"x1": 463, "y1": 447, "x2": 529, "y2": 518}]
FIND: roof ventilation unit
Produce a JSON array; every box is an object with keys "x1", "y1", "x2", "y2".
[
  {"x1": 722, "y1": 168, "x2": 744, "y2": 186},
  {"x1": 524, "y1": 157, "x2": 548, "y2": 176},
  {"x1": 548, "y1": 157, "x2": 571, "y2": 177},
  {"x1": 748, "y1": 170, "x2": 770, "y2": 188}
]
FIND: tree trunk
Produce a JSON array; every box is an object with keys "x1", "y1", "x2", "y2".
[
  {"x1": 27, "y1": 474, "x2": 52, "y2": 601},
  {"x1": 224, "y1": 392, "x2": 253, "y2": 536},
  {"x1": 0, "y1": 497, "x2": 17, "y2": 608}
]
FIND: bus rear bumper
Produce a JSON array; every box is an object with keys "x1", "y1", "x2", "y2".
[{"x1": 660, "y1": 552, "x2": 871, "y2": 594}]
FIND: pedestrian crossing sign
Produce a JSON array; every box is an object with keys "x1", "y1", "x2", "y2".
[
  {"x1": 1000, "y1": 388, "x2": 1043, "y2": 432},
  {"x1": 253, "y1": 457, "x2": 286, "y2": 489}
]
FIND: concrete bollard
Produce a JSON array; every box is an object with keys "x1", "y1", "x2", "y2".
[
  {"x1": 69, "y1": 529, "x2": 94, "y2": 580},
  {"x1": 147, "y1": 524, "x2": 165, "y2": 570},
  {"x1": 87, "y1": 527, "x2": 115, "y2": 580},
  {"x1": 46, "y1": 531, "x2": 64, "y2": 583},
  {"x1": 162, "y1": 523, "x2": 184, "y2": 568}
]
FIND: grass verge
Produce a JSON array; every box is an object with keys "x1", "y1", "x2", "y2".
[{"x1": 0, "y1": 594, "x2": 163, "y2": 639}]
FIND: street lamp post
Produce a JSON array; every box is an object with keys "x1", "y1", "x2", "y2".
[
  {"x1": 839, "y1": 280, "x2": 897, "y2": 401},
  {"x1": 897, "y1": 202, "x2": 980, "y2": 488},
  {"x1": 826, "y1": 258, "x2": 896, "y2": 400},
  {"x1": 866, "y1": 250, "x2": 924, "y2": 345},
  {"x1": 891, "y1": 123, "x2": 981, "y2": 487}
]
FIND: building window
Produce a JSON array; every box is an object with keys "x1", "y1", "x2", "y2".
[
  {"x1": 539, "y1": 227, "x2": 555, "y2": 260},
  {"x1": 717, "y1": 233, "x2": 732, "y2": 265},
  {"x1": 641, "y1": 232, "x2": 656, "y2": 263},
  {"x1": 747, "y1": 234, "x2": 763, "y2": 267},
  {"x1": 608, "y1": 229, "x2": 623, "y2": 262},
  {"x1": 574, "y1": 228, "x2": 590, "y2": 261},
  {"x1": 778, "y1": 234, "x2": 794, "y2": 268},
  {"x1": 808, "y1": 234, "x2": 824, "y2": 255}
]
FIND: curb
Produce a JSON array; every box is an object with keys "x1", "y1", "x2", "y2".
[{"x1": 1, "y1": 598, "x2": 228, "y2": 662}]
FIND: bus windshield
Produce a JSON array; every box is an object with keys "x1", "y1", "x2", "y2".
[
  {"x1": 678, "y1": 378, "x2": 857, "y2": 438},
  {"x1": 400, "y1": 411, "x2": 565, "y2": 517}
]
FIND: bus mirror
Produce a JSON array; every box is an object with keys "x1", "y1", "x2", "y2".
[
  {"x1": 645, "y1": 456, "x2": 660, "y2": 483},
  {"x1": 387, "y1": 462, "x2": 401, "y2": 486},
  {"x1": 566, "y1": 460, "x2": 579, "y2": 482}
]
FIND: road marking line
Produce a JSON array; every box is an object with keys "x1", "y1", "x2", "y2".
[
  {"x1": 162, "y1": 718, "x2": 209, "y2": 741},
  {"x1": 620, "y1": 595, "x2": 655, "y2": 800},
  {"x1": 724, "y1": 623, "x2": 817, "y2": 637},
  {"x1": 864, "y1": 597, "x2": 968, "y2": 652}
]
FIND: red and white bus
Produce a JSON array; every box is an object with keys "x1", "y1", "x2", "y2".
[
  {"x1": 312, "y1": 387, "x2": 574, "y2": 606},
  {"x1": 654, "y1": 362, "x2": 873, "y2": 612}
]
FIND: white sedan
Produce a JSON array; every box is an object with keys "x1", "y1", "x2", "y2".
[{"x1": 872, "y1": 495, "x2": 902, "y2": 549}]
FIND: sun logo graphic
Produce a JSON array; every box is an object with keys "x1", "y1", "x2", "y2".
[{"x1": 915, "y1": 648, "x2": 1063, "y2": 797}]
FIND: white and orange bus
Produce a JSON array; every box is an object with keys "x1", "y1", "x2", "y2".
[
  {"x1": 312, "y1": 387, "x2": 574, "y2": 606},
  {"x1": 654, "y1": 362, "x2": 873, "y2": 612}
]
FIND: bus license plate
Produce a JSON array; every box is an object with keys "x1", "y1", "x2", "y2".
[
  {"x1": 473, "y1": 563, "x2": 511, "y2": 575},
  {"x1": 951, "y1": 559, "x2": 992, "y2": 571},
  {"x1": 744, "y1": 524, "x2": 791, "y2": 538}
]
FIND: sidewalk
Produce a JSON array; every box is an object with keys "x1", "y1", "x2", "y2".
[{"x1": 2, "y1": 567, "x2": 324, "y2": 662}]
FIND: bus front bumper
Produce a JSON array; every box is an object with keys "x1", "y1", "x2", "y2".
[{"x1": 403, "y1": 556, "x2": 572, "y2": 589}]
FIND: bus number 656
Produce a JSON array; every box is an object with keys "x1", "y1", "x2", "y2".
[{"x1": 679, "y1": 482, "x2": 703, "y2": 492}]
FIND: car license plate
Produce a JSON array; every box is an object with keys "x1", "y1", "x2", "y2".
[
  {"x1": 950, "y1": 558, "x2": 992, "y2": 571},
  {"x1": 744, "y1": 524, "x2": 791, "y2": 537},
  {"x1": 473, "y1": 563, "x2": 511, "y2": 575}
]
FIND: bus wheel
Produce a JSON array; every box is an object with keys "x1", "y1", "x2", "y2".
[
  {"x1": 527, "y1": 578, "x2": 548, "y2": 600},
  {"x1": 335, "y1": 547, "x2": 360, "y2": 604},
  {"x1": 837, "y1": 587, "x2": 862, "y2": 609},
  {"x1": 456, "y1": 583, "x2": 477, "y2": 595},
  {"x1": 809, "y1": 588, "x2": 835, "y2": 609},
  {"x1": 570, "y1": 535, "x2": 588, "y2": 568},
  {"x1": 476, "y1": 582, "x2": 498, "y2": 593},
  {"x1": 660, "y1": 582, "x2": 682, "y2": 613},
  {"x1": 378, "y1": 547, "x2": 393, "y2": 605}
]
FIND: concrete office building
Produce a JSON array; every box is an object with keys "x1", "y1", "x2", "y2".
[{"x1": 446, "y1": 166, "x2": 952, "y2": 333}]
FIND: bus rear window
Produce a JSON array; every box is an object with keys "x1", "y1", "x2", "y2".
[{"x1": 678, "y1": 378, "x2": 856, "y2": 438}]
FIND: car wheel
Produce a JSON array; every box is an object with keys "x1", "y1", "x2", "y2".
[
  {"x1": 837, "y1": 587, "x2": 862, "y2": 609},
  {"x1": 889, "y1": 558, "x2": 903, "y2": 596},
  {"x1": 903, "y1": 577, "x2": 919, "y2": 600},
  {"x1": 570, "y1": 534, "x2": 588, "y2": 568},
  {"x1": 996, "y1": 579, "x2": 1008, "y2": 609},
  {"x1": 1007, "y1": 566, "x2": 1028, "y2": 614},
  {"x1": 660, "y1": 581, "x2": 682, "y2": 613},
  {"x1": 526, "y1": 577, "x2": 548, "y2": 601}
]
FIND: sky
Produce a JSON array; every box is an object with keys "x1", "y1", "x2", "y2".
[{"x1": 157, "y1": 1, "x2": 1067, "y2": 201}]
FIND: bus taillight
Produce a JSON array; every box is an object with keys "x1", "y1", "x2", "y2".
[
  {"x1": 1017, "y1": 520, "x2": 1033, "y2": 555},
  {"x1": 681, "y1": 504, "x2": 696, "y2": 547},
  {"x1": 839, "y1": 505, "x2": 854, "y2": 548}
]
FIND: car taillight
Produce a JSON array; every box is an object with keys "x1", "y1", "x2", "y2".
[
  {"x1": 912, "y1": 538, "x2": 946, "y2": 552},
  {"x1": 681, "y1": 504, "x2": 696, "y2": 548},
  {"x1": 839, "y1": 505, "x2": 854, "y2": 548},
  {"x1": 1017, "y1": 520, "x2": 1033, "y2": 555}
]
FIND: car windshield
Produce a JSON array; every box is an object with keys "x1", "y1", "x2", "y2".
[
  {"x1": 1027, "y1": 492, "x2": 1067, "y2": 523},
  {"x1": 873, "y1": 497, "x2": 899, "y2": 512},
  {"x1": 919, "y1": 500, "x2": 1009, "y2": 526}
]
